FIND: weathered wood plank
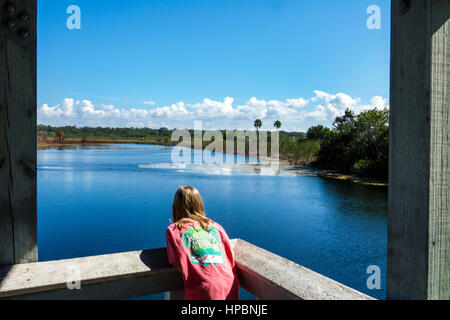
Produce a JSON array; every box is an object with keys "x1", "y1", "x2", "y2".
[
  {"x1": 0, "y1": 248, "x2": 184, "y2": 299},
  {"x1": 167, "y1": 289, "x2": 185, "y2": 300},
  {"x1": 0, "y1": 0, "x2": 37, "y2": 265},
  {"x1": 233, "y1": 239, "x2": 373, "y2": 300},
  {"x1": 0, "y1": 240, "x2": 372, "y2": 300},
  {"x1": 388, "y1": 0, "x2": 449, "y2": 300},
  {"x1": 429, "y1": 0, "x2": 449, "y2": 300}
]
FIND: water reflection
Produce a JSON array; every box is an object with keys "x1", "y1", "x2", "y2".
[
  {"x1": 139, "y1": 161, "x2": 319, "y2": 177},
  {"x1": 37, "y1": 144, "x2": 388, "y2": 299}
]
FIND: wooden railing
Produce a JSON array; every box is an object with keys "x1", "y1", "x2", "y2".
[{"x1": 0, "y1": 239, "x2": 373, "y2": 300}]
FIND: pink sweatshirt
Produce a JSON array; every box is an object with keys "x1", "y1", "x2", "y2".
[{"x1": 166, "y1": 221, "x2": 240, "y2": 300}]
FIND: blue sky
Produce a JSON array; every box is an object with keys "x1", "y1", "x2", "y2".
[{"x1": 37, "y1": 0, "x2": 391, "y2": 131}]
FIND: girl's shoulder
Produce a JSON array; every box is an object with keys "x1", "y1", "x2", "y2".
[
  {"x1": 210, "y1": 221, "x2": 226, "y2": 233},
  {"x1": 168, "y1": 219, "x2": 223, "y2": 233},
  {"x1": 166, "y1": 223, "x2": 180, "y2": 233},
  {"x1": 167, "y1": 220, "x2": 197, "y2": 232}
]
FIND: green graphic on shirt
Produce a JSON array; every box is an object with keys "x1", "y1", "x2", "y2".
[{"x1": 181, "y1": 226, "x2": 224, "y2": 267}]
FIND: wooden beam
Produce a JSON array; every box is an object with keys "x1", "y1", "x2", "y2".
[
  {"x1": 166, "y1": 289, "x2": 185, "y2": 300},
  {"x1": 0, "y1": 240, "x2": 373, "y2": 300},
  {"x1": 232, "y1": 239, "x2": 373, "y2": 300},
  {"x1": 0, "y1": 248, "x2": 184, "y2": 300},
  {"x1": 388, "y1": 0, "x2": 449, "y2": 300},
  {"x1": 0, "y1": 0, "x2": 37, "y2": 265}
]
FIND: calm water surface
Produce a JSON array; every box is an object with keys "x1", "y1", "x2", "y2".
[{"x1": 37, "y1": 144, "x2": 388, "y2": 299}]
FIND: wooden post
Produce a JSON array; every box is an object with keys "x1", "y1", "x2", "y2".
[
  {"x1": 0, "y1": 0, "x2": 37, "y2": 265},
  {"x1": 166, "y1": 289, "x2": 185, "y2": 301},
  {"x1": 388, "y1": 0, "x2": 449, "y2": 299}
]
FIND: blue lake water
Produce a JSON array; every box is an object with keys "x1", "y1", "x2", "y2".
[{"x1": 37, "y1": 144, "x2": 388, "y2": 299}]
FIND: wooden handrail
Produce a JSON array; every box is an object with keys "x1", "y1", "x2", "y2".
[
  {"x1": 0, "y1": 248, "x2": 184, "y2": 300},
  {"x1": 0, "y1": 240, "x2": 373, "y2": 300},
  {"x1": 232, "y1": 239, "x2": 373, "y2": 300}
]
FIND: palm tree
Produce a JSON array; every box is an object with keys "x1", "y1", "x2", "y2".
[
  {"x1": 254, "y1": 119, "x2": 263, "y2": 158},
  {"x1": 274, "y1": 120, "x2": 282, "y2": 131},
  {"x1": 254, "y1": 119, "x2": 262, "y2": 133}
]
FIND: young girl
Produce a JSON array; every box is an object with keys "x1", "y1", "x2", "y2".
[{"x1": 166, "y1": 186, "x2": 240, "y2": 300}]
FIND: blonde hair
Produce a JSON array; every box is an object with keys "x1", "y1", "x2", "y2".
[{"x1": 172, "y1": 186, "x2": 212, "y2": 231}]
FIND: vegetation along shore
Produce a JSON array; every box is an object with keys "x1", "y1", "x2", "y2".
[{"x1": 38, "y1": 108, "x2": 389, "y2": 186}]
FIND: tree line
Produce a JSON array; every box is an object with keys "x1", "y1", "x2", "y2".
[
  {"x1": 252, "y1": 108, "x2": 389, "y2": 178},
  {"x1": 38, "y1": 107, "x2": 389, "y2": 178},
  {"x1": 312, "y1": 108, "x2": 389, "y2": 177}
]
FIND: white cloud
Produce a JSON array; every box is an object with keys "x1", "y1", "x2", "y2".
[
  {"x1": 368, "y1": 96, "x2": 388, "y2": 109},
  {"x1": 144, "y1": 101, "x2": 156, "y2": 106},
  {"x1": 301, "y1": 91, "x2": 389, "y2": 124},
  {"x1": 39, "y1": 98, "x2": 77, "y2": 118},
  {"x1": 38, "y1": 91, "x2": 389, "y2": 131}
]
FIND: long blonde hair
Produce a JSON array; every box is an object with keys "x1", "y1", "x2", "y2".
[{"x1": 172, "y1": 186, "x2": 212, "y2": 231}]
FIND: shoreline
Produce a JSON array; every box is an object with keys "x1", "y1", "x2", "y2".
[
  {"x1": 38, "y1": 140, "x2": 388, "y2": 187},
  {"x1": 38, "y1": 138, "x2": 169, "y2": 148},
  {"x1": 315, "y1": 171, "x2": 388, "y2": 187}
]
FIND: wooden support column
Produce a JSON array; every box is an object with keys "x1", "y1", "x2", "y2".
[
  {"x1": 389, "y1": 0, "x2": 449, "y2": 299},
  {"x1": 0, "y1": 0, "x2": 37, "y2": 265},
  {"x1": 165, "y1": 289, "x2": 185, "y2": 301}
]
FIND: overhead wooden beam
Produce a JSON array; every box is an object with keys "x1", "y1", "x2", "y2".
[
  {"x1": 0, "y1": 0, "x2": 37, "y2": 265},
  {"x1": 388, "y1": 0, "x2": 449, "y2": 300}
]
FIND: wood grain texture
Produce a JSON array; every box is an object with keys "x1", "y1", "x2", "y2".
[
  {"x1": 428, "y1": 0, "x2": 449, "y2": 300},
  {"x1": 233, "y1": 239, "x2": 373, "y2": 300},
  {"x1": 0, "y1": 0, "x2": 37, "y2": 265},
  {"x1": 0, "y1": 248, "x2": 184, "y2": 300},
  {"x1": 388, "y1": 0, "x2": 449, "y2": 300},
  {"x1": 0, "y1": 240, "x2": 372, "y2": 300}
]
